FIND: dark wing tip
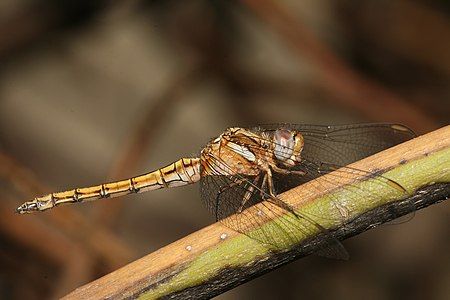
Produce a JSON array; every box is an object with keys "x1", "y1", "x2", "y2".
[{"x1": 389, "y1": 124, "x2": 417, "y2": 138}]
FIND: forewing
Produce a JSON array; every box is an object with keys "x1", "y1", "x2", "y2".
[
  {"x1": 247, "y1": 123, "x2": 415, "y2": 225},
  {"x1": 253, "y1": 123, "x2": 415, "y2": 167},
  {"x1": 301, "y1": 123, "x2": 415, "y2": 167}
]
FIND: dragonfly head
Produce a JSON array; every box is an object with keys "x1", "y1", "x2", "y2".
[{"x1": 273, "y1": 129, "x2": 304, "y2": 167}]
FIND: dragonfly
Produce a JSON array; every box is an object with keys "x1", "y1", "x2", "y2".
[{"x1": 16, "y1": 123, "x2": 415, "y2": 259}]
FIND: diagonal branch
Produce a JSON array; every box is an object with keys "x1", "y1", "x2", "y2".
[{"x1": 63, "y1": 126, "x2": 450, "y2": 299}]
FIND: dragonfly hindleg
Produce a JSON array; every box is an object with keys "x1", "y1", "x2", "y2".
[
  {"x1": 237, "y1": 174, "x2": 261, "y2": 213},
  {"x1": 271, "y1": 164, "x2": 307, "y2": 176},
  {"x1": 260, "y1": 173, "x2": 268, "y2": 199}
]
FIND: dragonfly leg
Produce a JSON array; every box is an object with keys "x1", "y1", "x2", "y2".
[
  {"x1": 216, "y1": 178, "x2": 245, "y2": 219},
  {"x1": 265, "y1": 167, "x2": 299, "y2": 214},
  {"x1": 217, "y1": 178, "x2": 246, "y2": 195},
  {"x1": 237, "y1": 175, "x2": 261, "y2": 213},
  {"x1": 271, "y1": 164, "x2": 306, "y2": 176},
  {"x1": 260, "y1": 174, "x2": 268, "y2": 199},
  {"x1": 215, "y1": 177, "x2": 251, "y2": 219},
  {"x1": 265, "y1": 167, "x2": 277, "y2": 198}
]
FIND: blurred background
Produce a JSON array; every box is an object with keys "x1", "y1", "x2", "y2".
[{"x1": 0, "y1": 0, "x2": 449, "y2": 299}]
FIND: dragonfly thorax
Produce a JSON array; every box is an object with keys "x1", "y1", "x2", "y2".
[
  {"x1": 199, "y1": 127, "x2": 305, "y2": 177},
  {"x1": 200, "y1": 128, "x2": 261, "y2": 176}
]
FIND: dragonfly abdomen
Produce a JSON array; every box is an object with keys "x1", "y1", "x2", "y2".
[{"x1": 16, "y1": 158, "x2": 200, "y2": 214}]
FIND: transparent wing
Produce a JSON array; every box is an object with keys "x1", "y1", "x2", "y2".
[
  {"x1": 253, "y1": 123, "x2": 415, "y2": 167},
  {"x1": 290, "y1": 159, "x2": 410, "y2": 225},
  {"x1": 200, "y1": 123, "x2": 414, "y2": 258},
  {"x1": 200, "y1": 152, "x2": 349, "y2": 259},
  {"x1": 247, "y1": 123, "x2": 415, "y2": 224}
]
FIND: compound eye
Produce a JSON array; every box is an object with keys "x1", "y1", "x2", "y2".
[
  {"x1": 273, "y1": 129, "x2": 294, "y2": 161},
  {"x1": 274, "y1": 129, "x2": 292, "y2": 141}
]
